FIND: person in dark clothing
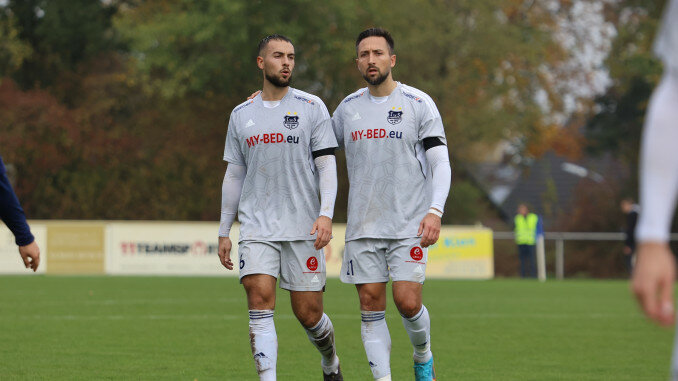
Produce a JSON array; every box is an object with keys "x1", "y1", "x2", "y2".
[
  {"x1": 0, "y1": 156, "x2": 40, "y2": 271},
  {"x1": 621, "y1": 198, "x2": 640, "y2": 275}
]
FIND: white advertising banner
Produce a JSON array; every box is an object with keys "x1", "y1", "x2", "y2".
[
  {"x1": 106, "y1": 222, "x2": 239, "y2": 276},
  {"x1": 0, "y1": 223, "x2": 47, "y2": 274},
  {"x1": 0, "y1": 221, "x2": 494, "y2": 278}
]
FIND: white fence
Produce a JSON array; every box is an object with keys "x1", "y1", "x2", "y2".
[{"x1": 493, "y1": 231, "x2": 678, "y2": 280}]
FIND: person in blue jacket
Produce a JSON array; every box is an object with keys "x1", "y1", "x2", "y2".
[{"x1": 0, "y1": 156, "x2": 40, "y2": 271}]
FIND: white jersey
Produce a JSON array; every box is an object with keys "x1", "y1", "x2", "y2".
[
  {"x1": 332, "y1": 82, "x2": 447, "y2": 241},
  {"x1": 655, "y1": 0, "x2": 678, "y2": 70},
  {"x1": 223, "y1": 88, "x2": 337, "y2": 242}
]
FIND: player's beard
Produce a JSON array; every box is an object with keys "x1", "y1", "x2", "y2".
[
  {"x1": 265, "y1": 70, "x2": 291, "y2": 88},
  {"x1": 363, "y1": 66, "x2": 389, "y2": 86}
]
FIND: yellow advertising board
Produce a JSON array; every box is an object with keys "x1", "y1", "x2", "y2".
[
  {"x1": 324, "y1": 225, "x2": 494, "y2": 279},
  {"x1": 46, "y1": 222, "x2": 105, "y2": 274},
  {"x1": 427, "y1": 227, "x2": 494, "y2": 279},
  {"x1": 324, "y1": 225, "x2": 347, "y2": 277}
]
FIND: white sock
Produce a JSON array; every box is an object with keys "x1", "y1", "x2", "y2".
[
  {"x1": 361, "y1": 310, "x2": 391, "y2": 379},
  {"x1": 401, "y1": 305, "x2": 432, "y2": 363},
  {"x1": 305, "y1": 313, "x2": 340, "y2": 374},
  {"x1": 249, "y1": 310, "x2": 277, "y2": 381}
]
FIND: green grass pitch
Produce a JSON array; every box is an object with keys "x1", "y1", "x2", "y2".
[{"x1": 0, "y1": 276, "x2": 673, "y2": 380}]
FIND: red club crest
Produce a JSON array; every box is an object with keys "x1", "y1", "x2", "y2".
[
  {"x1": 306, "y1": 256, "x2": 318, "y2": 271},
  {"x1": 410, "y1": 246, "x2": 423, "y2": 261}
]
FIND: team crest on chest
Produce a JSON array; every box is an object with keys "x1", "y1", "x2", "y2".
[
  {"x1": 284, "y1": 112, "x2": 299, "y2": 130},
  {"x1": 387, "y1": 107, "x2": 403, "y2": 125}
]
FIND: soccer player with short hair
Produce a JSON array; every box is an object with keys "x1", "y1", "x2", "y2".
[
  {"x1": 632, "y1": 0, "x2": 678, "y2": 378},
  {"x1": 218, "y1": 34, "x2": 343, "y2": 381},
  {"x1": 332, "y1": 28, "x2": 451, "y2": 381}
]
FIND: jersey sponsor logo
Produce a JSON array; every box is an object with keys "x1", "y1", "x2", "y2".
[
  {"x1": 350, "y1": 128, "x2": 402, "y2": 141},
  {"x1": 234, "y1": 100, "x2": 254, "y2": 113},
  {"x1": 387, "y1": 107, "x2": 403, "y2": 124},
  {"x1": 283, "y1": 112, "x2": 299, "y2": 129},
  {"x1": 245, "y1": 133, "x2": 299, "y2": 147},
  {"x1": 120, "y1": 241, "x2": 218, "y2": 256},
  {"x1": 306, "y1": 256, "x2": 318, "y2": 271},
  {"x1": 410, "y1": 246, "x2": 424, "y2": 261},
  {"x1": 403, "y1": 92, "x2": 424, "y2": 103},
  {"x1": 293, "y1": 95, "x2": 315, "y2": 105},
  {"x1": 343, "y1": 91, "x2": 365, "y2": 103}
]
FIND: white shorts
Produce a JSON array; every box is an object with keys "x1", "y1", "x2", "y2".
[
  {"x1": 340, "y1": 237, "x2": 427, "y2": 284},
  {"x1": 238, "y1": 240, "x2": 326, "y2": 291}
]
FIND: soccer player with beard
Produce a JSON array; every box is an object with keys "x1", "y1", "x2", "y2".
[
  {"x1": 332, "y1": 28, "x2": 451, "y2": 381},
  {"x1": 632, "y1": 0, "x2": 678, "y2": 378},
  {"x1": 218, "y1": 34, "x2": 343, "y2": 381}
]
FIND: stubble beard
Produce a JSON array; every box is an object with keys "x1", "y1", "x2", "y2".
[
  {"x1": 265, "y1": 71, "x2": 291, "y2": 88},
  {"x1": 363, "y1": 67, "x2": 390, "y2": 86}
]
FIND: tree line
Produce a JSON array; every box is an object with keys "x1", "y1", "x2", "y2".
[{"x1": 0, "y1": 0, "x2": 668, "y2": 227}]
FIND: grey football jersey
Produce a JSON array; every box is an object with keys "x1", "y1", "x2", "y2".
[
  {"x1": 223, "y1": 88, "x2": 337, "y2": 242},
  {"x1": 333, "y1": 82, "x2": 447, "y2": 241},
  {"x1": 655, "y1": 0, "x2": 678, "y2": 70}
]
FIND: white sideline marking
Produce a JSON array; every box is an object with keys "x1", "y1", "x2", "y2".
[
  {"x1": 4, "y1": 297, "x2": 242, "y2": 306},
  {"x1": 0, "y1": 312, "x2": 639, "y2": 321},
  {"x1": 0, "y1": 314, "x2": 358, "y2": 321}
]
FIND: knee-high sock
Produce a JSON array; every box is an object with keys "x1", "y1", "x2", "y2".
[
  {"x1": 305, "y1": 313, "x2": 340, "y2": 374},
  {"x1": 402, "y1": 305, "x2": 432, "y2": 363},
  {"x1": 361, "y1": 310, "x2": 391, "y2": 379},
  {"x1": 249, "y1": 310, "x2": 277, "y2": 381}
]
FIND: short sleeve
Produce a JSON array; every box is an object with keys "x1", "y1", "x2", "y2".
[
  {"x1": 310, "y1": 101, "x2": 338, "y2": 152},
  {"x1": 223, "y1": 113, "x2": 245, "y2": 165},
  {"x1": 417, "y1": 95, "x2": 447, "y2": 144},
  {"x1": 331, "y1": 105, "x2": 345, "y2": 149}
]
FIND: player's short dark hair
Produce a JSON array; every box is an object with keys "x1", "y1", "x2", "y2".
[
  {"x1": 355, "y1": 28, "x2": 394, "y2": 55},
  {"x1": 258, "y1": 34, "x2": 293, "y2": 55}
]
